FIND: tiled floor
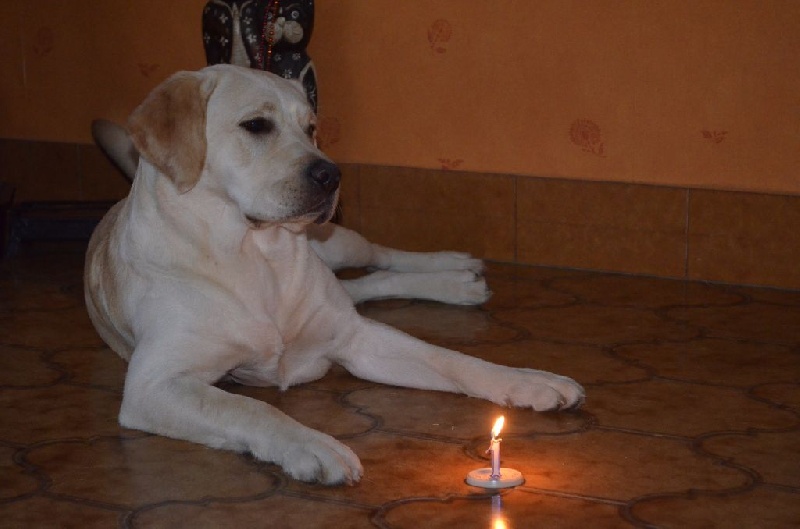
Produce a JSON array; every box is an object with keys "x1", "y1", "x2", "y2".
[{"x1": 1, "y1": 241, "x2": 799, "y2": 528}]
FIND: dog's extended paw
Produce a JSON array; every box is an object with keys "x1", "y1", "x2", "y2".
[
  {"x1": 436, "y1": 270, "x2": 492, "y2": 305},
  {"x1": 266, "y1": 427, "x2": 363, "y2": 485},
  {"x1": 498, "y1": 369, "x2": 585, "y2": 412},
  {"x1": 423, "y1": 251, "x2": 485, "y2": 274}
]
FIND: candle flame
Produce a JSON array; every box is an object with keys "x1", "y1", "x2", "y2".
[
  {"x1": 492, "y1": 519, "x2": 508, "y2": 529},
  {"x1": 492, "y1": 416, "x2": 505, "y2": 438}
]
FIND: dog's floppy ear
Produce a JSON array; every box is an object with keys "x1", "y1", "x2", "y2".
[{"x1": 127, "y1": 71, "x2": 214, "y2": 193}]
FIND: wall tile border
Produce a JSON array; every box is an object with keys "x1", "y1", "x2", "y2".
[{"x1": 1, "y1": 139, "x2": 797, "y2": 290}]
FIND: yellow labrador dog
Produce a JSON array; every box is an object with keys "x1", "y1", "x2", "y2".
[{"x1": 85, "y1": 64, "x2": 584, "y2": 485}]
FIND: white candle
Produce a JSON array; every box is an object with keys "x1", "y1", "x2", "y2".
[
  {"x1": 466, "y1": 415, "x2": 524, "y2": 489},
  {"x1": 489, "y1": 416, "x2": 504, "y2": 478}
]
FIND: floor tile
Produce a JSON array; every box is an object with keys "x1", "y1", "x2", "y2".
[
  {"x1": 701, "y1": 431, "x2": 800, "y2": 488},
  {"x1": 130, "y1": 495, "x2": 373, "y2": 529},
  {"x1": 378, "y1": 489, "x2": 623, "y2": 529},
  {"x1": 25, "y1": 436, "x2": 279, "y2": 508},
  {"x1": 465, "y1": 431, "x2": 748, "y2": 501},
  {"x1": 0, "y1": 497, "x2": 121, "y2": 529},
  {"x1": 629, "y1": 487, "x2": 800, "y2": 529},
  {"x1": 614, "y1": 338, "x2": 799, "y2": 387},
  {"x1": 1, "y1": 241, "x2": 798, "y2": 527},
  {"x1": 587, "y1": 380, "x2": 795, "y2": 437}
]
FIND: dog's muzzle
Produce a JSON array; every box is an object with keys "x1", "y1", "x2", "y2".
[{"x1": 306, "y1": 159, "x2": 340, "y2": 194}]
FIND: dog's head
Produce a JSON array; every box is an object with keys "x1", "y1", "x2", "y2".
[{"x1": 127, "y1": 64, "x2": 339, "y2": 227}]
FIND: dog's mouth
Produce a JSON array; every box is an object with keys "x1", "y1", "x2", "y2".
[
  {"x1": 245, "y1": 215, "x2": 266, "y2": 229},
  {"x1": 244, "y1": 196, "x2": 337, "y2": 230}
]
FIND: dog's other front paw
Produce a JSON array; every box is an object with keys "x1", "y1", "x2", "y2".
[
  {"x1": 439, "y1": 270, "x2": 492, "y2": 305},
  {"x1": 263, "y1": 426, "x2": 363, "y2": 485},
  {"x1": 498, "y1": 369, "x2": 585, "y2": 412}
]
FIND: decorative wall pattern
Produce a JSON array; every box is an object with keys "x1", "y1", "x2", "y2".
[{"x1": 427, "y1": 19, "x2": 452, "y2": 54}]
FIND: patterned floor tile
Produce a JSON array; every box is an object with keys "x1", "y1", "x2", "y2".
[
  {"x1": 346, "y1": 386, "x2": 587, "y2": 440},
  {"x1": 378, "y1": 488, "x2": 623, "y2": 529},
  {"x1": 129, "y1": 495, "x2": 374, "y2": 529},
  {"x1": 458, "y1": 340, "x2": 648, "y2": 385},
  {"x1": 548, "y1": 274, "x2": 743, "y2": 308},
  {"x1": 587, "y1": 379, "x2": 796, "y2": 436},
  {"x1": 667, "y1": 303, "x2": 800, "y2": 346},
  {"x1": 24, "y1": 436, "x2": 279, "y2": 508},
  {"x1": 0, "y1": 497, "x2": 121, "y2": 529},
  {"x1": 0, "y1": 385, "x2": 122, "y2": 444},
  {"x1": 463, "y1": 431, "x2": 749, "y2": 501},
  {"x1": 629, "y1": 487, "x2": 800, "y2": 528},
  {"x1": 700, "y1": 431, "x2": 800, "y2": 488},
  {"x1": 614, "y1": 338, "x2": 799, "y2": 387},
  {"x1": 1, "y1": 242, "x2": 798, "y2": 528},
  {"x1": 494, "y1": 305, "x2": 698, "y2": 345},
  {"x1": 0, "y1": 345, "x2": 62, "y2": 387}
]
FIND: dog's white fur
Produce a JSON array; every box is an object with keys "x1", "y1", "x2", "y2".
[{"x1": 85, "y1": 65, "x2": 584, "y2": 485}]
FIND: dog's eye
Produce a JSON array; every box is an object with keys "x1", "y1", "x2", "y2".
[
  {"x1": 306, "y1": 124, "x2": 316, "y2": 138},
  {"x1": 239, "y1": 118, "x2": 275, "y2": 135}
]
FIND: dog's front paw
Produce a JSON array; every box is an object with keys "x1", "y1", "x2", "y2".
[
  {"x1": 265, "y1": 426, "x2": 363, "y2": 485},
  {"x1": 500, "y1": 369, "x2": 585, "y2": 412},
  {"x1": 427, "y1": 251, "x2": 485, "y2": 274},
  {"x1": 438, "y1": 270, "x2": 492, "y2": 305}
]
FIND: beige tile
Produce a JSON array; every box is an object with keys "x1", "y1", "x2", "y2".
[
  {"x1": 0, "y1": 385, "x2": 122, "y2": 444},
  {"x1": 631, "y1": 488, "x2": 800, "y2": 529},
  {"x1": 688, "y1": 189, "x2": 800, "y2": 289},
  {"x1": 226, "y1": 385, "x2": 375, "y2": 439},
  {"x1": 133, "y1": 495, "x2": 374, "y2": 529},
  {"x1": 464, "y1": 431, "x2": 747, "y2": 501},
  {"x1": 493, "y1": 304, "x2": 697, "y2": 346},
  {"x1": 615, "y1": 339, "x2": 798, "y2": 387},
  {"x1": 3, "y1": 239, "x2": 800, "y2": 528},
  {"x1": 26, "y1": 436, "x2": 278, "y2": 508},
  {"x1": 346, "y1": 386, "x2": 586, "y2": 441},
  {"x1": 668, "y1": 303, "x2": 800, "y2": 346},
  {"x1": 0, "y1": 305, "x2": 103, "y2": 349},
  {"x1": 0, "y1": 446, "x2": 39, "y2": 501},
  {"x1": 481, "y1": 272, "x2": 576, "y2": 310},
  {"x1": 517, "y1": 178, "x2": 688, "y2": 277},
  {"x1": 358, "y1": 301, "x2": 518, "y2": 346},
  {"x1": 702, "y1": 431, "x2": 800, "y2": 488},
  {"x1": 751, "y1": 383, "x2": 800, "y2": 411},
  {"x1": 0, "y1": 276, "x2": 80, "y2": 311},
  {"x1": 358, "y1": 166, "x2": 515, "y2": 261},
  {"x1": 548, "y1": 273, "x2": 743, "y2": 308},
  {"x1": 0, "y1": 345, "x2": 61, "y2": 388},
  {"x1": 459, "y1": 340, "x2": 648, "y2": 386},
  {"x1": 381, "y1": 488, "x2": 623, "y2": 529},
  {"x1": 50, "y1": 347, "x2": 127, "y2": 391},
  {"x1": 285, "y1": 433, "x2": 482, "y2": 506},
  {"x1": 0, "y1": 496, "x2": 121, "y2": 528},
  {"x1": 588, "y1": 380, "x2": 796, "y2": 437}
]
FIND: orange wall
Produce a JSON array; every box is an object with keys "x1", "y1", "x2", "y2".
[{"x1": 1, "y1": 1, "x2": 798, "y2": 195}]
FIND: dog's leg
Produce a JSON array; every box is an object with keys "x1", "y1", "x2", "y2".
[
  {"x1": 120, "y1": 346, "x2": 362, "y2": 484},
  {"x1": 342, "y1": 270, "x2": 491, "y2": 305},
  {"x1": 334, "y1": 319, "x2": 584, "y2": 411},
  {"x1": 308, "y1": 223, "x2": 484, "y2": 273},
  {"x1": 308, "y1": 223, "x2": 490, "y2": 304}
]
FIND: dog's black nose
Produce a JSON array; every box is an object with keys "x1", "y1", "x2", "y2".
[{"x1": 307, "y1": 159, "x2": 341, "y2": 193}]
